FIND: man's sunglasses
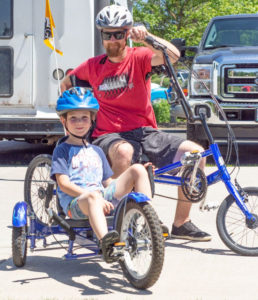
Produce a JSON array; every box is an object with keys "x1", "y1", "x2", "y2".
[{"x1": 101, "y1": 30, "x2": 126, "y2": 41}]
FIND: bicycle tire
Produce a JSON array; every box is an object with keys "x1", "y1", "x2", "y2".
[
  {"x1": 12, "y1": 226, "x2": 27, "y2": 267},
  {"x1": 216, "y1": 187, "x2": 258, "y2": 256},
  {"x1": 24, "y1": 154, "x2": 57, "y2": 225},
  {"x1": 116, "y1": 200, "x2": 164, "y2": 289}
]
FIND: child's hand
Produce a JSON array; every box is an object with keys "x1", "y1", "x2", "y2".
[
  {"x1": 103, "y1": 200, "x2": 114, "y2": 215},
  {"x1": 143, "y1": 162, "x2": 155, "y2": 176}
]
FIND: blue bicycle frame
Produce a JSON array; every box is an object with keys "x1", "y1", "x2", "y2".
[
  {"x1": 154, "y1": 139, "x2": 255, "y2": 222},
  {"x1": 143, "y1": 36, "x2": 257, "y2": 224}
]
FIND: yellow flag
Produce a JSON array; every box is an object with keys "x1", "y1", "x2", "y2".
[{"x1": 44, "y1": 0, "x2": 63, "y2": 55}]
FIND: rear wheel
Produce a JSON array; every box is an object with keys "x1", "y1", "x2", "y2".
[
  {"x1": 12, "y1": 226, "x2": 27, "y2": 267},
  {"x1": 24, "y1": 154, "x2": 57, "y2": 225},
  {"x1": 116, "y1": 200, "x2": 164, "y2": 289},
  {"x1": 216, "y1": 187, "x2": 258, "y2": 256}
]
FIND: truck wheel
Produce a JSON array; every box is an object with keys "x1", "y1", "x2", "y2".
[
  {"x1": 24, "y1": 154, "x2": 58, "y2": 226},
  {"x1": 187, "y1": 122, "x2": 208, "y2": 149}
]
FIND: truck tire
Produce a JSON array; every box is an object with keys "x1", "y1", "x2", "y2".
[{"x1": 186, "y1": 122, "x2": 208, "y2": 150}]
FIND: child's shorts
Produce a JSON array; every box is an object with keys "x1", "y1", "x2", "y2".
[{"x1": 67, "y1": 180, "x2": 119, "y2": 219}]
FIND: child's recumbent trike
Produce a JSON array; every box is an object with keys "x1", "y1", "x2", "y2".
[{"x1": 12, "y1": 153, "x2": 165, "y2": 290}]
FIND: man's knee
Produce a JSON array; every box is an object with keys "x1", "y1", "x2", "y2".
[
  {"x1": 179, "y1": 140, "x2": 204, "y2": 153},
  {"x1": 108, "y1": 141, "x2": 134, "y2": 165},
  {"x1": 174, "y1": 140, "x2": 206, "y2": 168}
]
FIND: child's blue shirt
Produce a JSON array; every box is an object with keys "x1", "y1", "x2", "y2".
[{"x1": 51, "y1": 142, "x2": 113, "y2": 214}]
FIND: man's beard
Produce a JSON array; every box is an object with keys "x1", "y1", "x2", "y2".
[{"x1": 106, "y1": 42, "x2": 125, "y2": 58}]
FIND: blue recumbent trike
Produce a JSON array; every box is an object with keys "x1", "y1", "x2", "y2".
[{"x1": 12, "y1": 151, "x2": 165, "y2": 290}]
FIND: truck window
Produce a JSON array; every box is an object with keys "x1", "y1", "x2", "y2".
[
  {"x1": 0, "y1": 47, "x2": 13, "y2": 97},
  {"x1": 204, "y1": 17, "x2": 258, "y2": 49},
  {"x1": 0, "y1": 0, "x2": 13, "y2": 38}
]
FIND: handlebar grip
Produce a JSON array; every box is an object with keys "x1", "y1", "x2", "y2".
[{"x1": 145, "y1": 35, "x2": 155, "y2": 47}]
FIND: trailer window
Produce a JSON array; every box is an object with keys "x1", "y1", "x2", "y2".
[
  {"x1": 0, "y1": 47, "x2": 13, "y2": 97},
  {"x1": 0, "y1": 0, "x2": 13, "y2": 38}
]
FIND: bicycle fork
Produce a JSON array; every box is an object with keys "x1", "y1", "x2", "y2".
[{"x1": 211, "y1": 143, "x2": 257, "y2": 224}]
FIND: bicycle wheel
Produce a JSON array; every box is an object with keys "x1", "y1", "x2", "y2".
[
  {"x1": 12, "y1": 225, "x2": 27, "y2": 267},
  {"x1": 24, "y1": 154, "x2": 57, "y2": 225},
  {"x1": 216, "y1": 187, "x2": 258, "y2": 256},
  {"x1": 116, "y1": 200, "x2": 164, "y2": 289}
]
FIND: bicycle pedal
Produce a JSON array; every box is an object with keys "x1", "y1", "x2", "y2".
[
  {"x1": 163, "y1": 232, "x2": 169, "y2": 239},
  {"x1": 114, "y1": 241, "x2": 126, "y2": 247}
]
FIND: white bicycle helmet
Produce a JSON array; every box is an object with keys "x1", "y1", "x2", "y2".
[{"x1": 96, "y1": 5, "x2": 133, "y2": 30}]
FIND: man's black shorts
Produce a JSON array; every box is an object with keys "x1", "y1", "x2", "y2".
[{"x1": 92, "y1": 127, "x2": 185, "y2": 168}]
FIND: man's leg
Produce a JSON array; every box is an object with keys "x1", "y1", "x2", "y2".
[
  {"x1": 108, "y1": 141, "x2": 135, "y2": 178},
  {"x1": 93, "y1": 132, "x2": 139, "y2": 178},
  {"x1": 171, "y1": 140, "x2": 211, "y2": 241}
]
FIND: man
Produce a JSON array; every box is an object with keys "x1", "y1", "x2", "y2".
[{"x1": 61, "y1": 4, "x2": 211, "y2": 241}]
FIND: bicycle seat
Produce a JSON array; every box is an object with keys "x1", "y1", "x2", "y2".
[{"x1": 65, "y1": 215, "x2": 113, "y2": 228}]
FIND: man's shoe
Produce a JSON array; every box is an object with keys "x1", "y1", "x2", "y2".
[
  {"x1": 171, "y1": 221, "x2": 211, "y2": 241},
  {"x1": 99, "y1": 230, "x2": 120, "y2": 263}
]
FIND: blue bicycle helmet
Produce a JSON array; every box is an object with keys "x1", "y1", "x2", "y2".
[{"x1": 56, "y1": 87, "x2": 99, "y2": 116}]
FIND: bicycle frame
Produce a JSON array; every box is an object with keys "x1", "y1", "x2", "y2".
[
  {"x1": 144, "y1": 36, "x2": 256, "y2": 224},
  {"x1": 12, "y1": 192, "x2": 151, "y2": 260},
  {"x1": 154, "y1": 141, "x2": 254, "y2": 222}
]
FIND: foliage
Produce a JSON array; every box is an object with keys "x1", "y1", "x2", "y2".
[
  {"x1": 133, "y1": 0, "x2": 258, "y2": 46},
  {"x1": 151, "y1": 74, "x2": 170, "y2": 88},
  {"x1": 152, "y1": 99, "x2": 170, "y2": 123}
]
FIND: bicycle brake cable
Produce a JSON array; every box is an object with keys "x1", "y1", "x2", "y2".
[{"x1": 164, "y1": 47, "x2": 240, "y2": 176}]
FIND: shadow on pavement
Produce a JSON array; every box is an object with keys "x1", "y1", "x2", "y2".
[
  {"x1": 165, "y1": 240, "x2": 239, "y2": 256},
  {"x1": 1, "y1": 255, "x2": 152, "y2": 296}
]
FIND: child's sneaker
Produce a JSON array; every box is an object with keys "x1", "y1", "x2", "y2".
[{"x1": 99, "y1": 230, "x2": 120, "y2": 263}]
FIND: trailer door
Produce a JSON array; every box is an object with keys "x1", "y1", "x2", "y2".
[{"x1": 0, "y1": 0, "x2": 33, "y2": 111}]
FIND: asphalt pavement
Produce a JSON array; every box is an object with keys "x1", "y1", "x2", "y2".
[{"x1": 1, "y1": 140, "x2": 258, "y2": 299}]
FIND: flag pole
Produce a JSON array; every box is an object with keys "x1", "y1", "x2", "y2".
[{"x1": 52, "y1": 36, "x2": 62, "y2": 96}]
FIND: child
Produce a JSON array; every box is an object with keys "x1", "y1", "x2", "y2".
[{"x1": 51, "y1": 87, "x2": 154, "y2": 263}]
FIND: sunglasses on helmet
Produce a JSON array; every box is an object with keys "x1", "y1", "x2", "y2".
[{"x1": 101, "y1": 30, "x2": 127, "y2": 41}]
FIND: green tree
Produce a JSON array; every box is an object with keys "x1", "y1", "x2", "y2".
[{"x1": 133, "y1": 0, "x2": 258, "y2": 46}]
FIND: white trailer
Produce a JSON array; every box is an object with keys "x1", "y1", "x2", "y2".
[{"x1": 0, "y1": 0, "x2": 112, "y2": 144}]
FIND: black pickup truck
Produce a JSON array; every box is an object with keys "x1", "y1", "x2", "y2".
[{"x1": 172, "y1": 14, "x2": 258, "y2": 147}]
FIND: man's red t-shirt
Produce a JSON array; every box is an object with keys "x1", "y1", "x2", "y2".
[{"x1": 71, "y1": 46, "x2": 158, "y2": 138}]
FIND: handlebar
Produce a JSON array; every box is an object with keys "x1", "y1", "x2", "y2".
[{"x1": 145, "y1": 35, "x2": 200, "y2": 123}]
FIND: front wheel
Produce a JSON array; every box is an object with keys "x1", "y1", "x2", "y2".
[
  {"x1": 12, "y1": 226, "x2": 27, "y2": 267},
  {"x1": 216, "y1": 187, "x2": 258, "y2": 256},
  {"x1": 116, "y1": 200, "x2": 164, "y2": 289}
]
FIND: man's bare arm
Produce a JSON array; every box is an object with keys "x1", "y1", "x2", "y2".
[
  {"x1": 129, "y1": 25, "x2": 180, "y2": 66},
  {"x1": 61, "y1": 76, "x2": 73, "y2": 94}
]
